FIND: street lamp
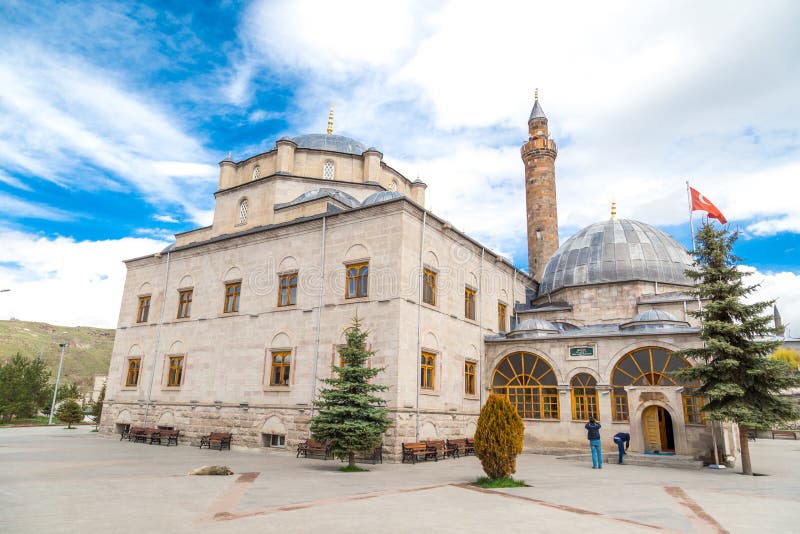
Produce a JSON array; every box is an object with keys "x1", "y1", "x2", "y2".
[{"x1": 48, "y1": 342, "x2": 70, "y2": 424}]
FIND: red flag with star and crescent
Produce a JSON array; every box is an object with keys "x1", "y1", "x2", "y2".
[{"x1": 689, "y1": 187, "x2": 727, "y2": 224}]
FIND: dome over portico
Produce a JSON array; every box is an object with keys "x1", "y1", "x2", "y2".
[{"x1": 538, "y1": 219, "x2": 694, "y2": 296}]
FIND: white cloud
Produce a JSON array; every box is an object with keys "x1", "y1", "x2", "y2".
[
  {"x1": 0, "y1": 230, "x2": 166, "y2": 328},
  {"x1": 0, "y1": 43, "x2": 217, "y2": 225},
  {"x1": 0, "y1": 192, "x2": 75, "y2": 221},
  {"x1": 746, "y1": 215, "x2": 800, "y2": 237},
  {"x1": 743, "y1": 267, "x2": 800, "y2": 339},
  {"x1": 234, "y1": 0, "x2": 800, "y2": 266},
  {"x1": 152, "y1": 214, "x2": 179, "y2": 224}
]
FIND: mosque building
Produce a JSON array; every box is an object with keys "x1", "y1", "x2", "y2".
[{"x1": 100, "y1": 97, "x2": 737, "y2": 462}]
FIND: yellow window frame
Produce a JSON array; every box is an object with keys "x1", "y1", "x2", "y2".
[
  {"x1": 465, "y1": 287, "x2": 476, "y2": 320},
  {"x1": 136, "y1": 296, "x2": 150, "y2": 323},
  {"x1": 421, "y1": 351, "x2": 436, "y2": 390},
  {"x1": 126, "y1": 358, "x2": 141, "y2": 387},
  {"x1": 224, "y1": 282, "x2": 241, "y2": 313},
  {"x1": 497, "y1": 302, "x2": 507, "y2": 332},
  {"x1": 465, "y1": 361, "x2": 476, "y2": 395},
  {"x1": 177, "y1": 289, "x2": 192, "y2": 319},
  {"x1": 270, "y1": 351, "x2": 292, "y2": 386},
  {"x1": 345, "y1": 262, "x2": 369, "y2": 299},
  {"x1": 167, "y1": 355, "x2": 184, "y2": 387},
  {"x1": 278, "y1": 273, "x2": 298, "y2": 306},
  {"x1": 423, "y1": 269, "x2": 436, "y2": 306}
]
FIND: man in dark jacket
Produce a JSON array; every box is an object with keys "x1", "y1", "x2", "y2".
[
  {"x1": 613, "y1": 432, "x2": 630, "y2": 464},
  {"x1": 585, "y1": 416, "x2": 602, "y2": 468}
]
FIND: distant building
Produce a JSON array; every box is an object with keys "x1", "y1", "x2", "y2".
[{"x1": 101, "y1": 98, "x2": 737, "y2": 462}]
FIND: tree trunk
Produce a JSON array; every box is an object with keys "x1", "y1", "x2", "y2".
[
  {"x1": 738, "y1": 425, "x2": 752, "y2": 475},
  {"x1": 348, "y1": 451, "x2": 356, "y2": 468}
]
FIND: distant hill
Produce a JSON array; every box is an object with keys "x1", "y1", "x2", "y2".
[{"x1": 0, "y1": 320, "x2": 114, "y2": 392}]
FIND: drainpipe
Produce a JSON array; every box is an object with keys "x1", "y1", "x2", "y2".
[
  {"x1": 308, "y1": 216, "x2": 326, "y2": 434},
  {"x1": 478, "y1": 248, "x2": 485, "y2": 407},
  {"x1": 415, "y1": 210, "x2": 427, "y2": 441},
  {"x1": 144, "y1": 250, "x2": 171, "y2": 426},
  {"x1": 512, "y1": 269, "x2": 517, "y2": 329}
]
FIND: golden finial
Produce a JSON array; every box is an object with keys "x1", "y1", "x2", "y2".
[
  {"x1": 327, "y1": 104, "x2": 334, "y2": 135},
  {"x1": 535, "y1": 88, "x2": 539, "y2": 101},
  {"x1": 611, "y1": 197, "x2": 617, "y2": 220}
]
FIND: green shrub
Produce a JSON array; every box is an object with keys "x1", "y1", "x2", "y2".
[
  {"x1": 474, "y1": 394, "x2": 524, "y2": 479},
  {"x1": 56, "y1": 399, "x2": 83, "y2": 429}
]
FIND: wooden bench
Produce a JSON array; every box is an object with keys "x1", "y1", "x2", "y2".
[
  {"x1": 402, "y1": 442, "x2": 436, "y2": 464},
  {"x1": 160, "y1": 429, "x2": 180, "y2": 446},
  {"x1": 119, "y1": 425, "x2": 132, "y2": 441},
  {"x1": 771, "y1": 430, "x2": 797, "y2": 440},
  {"x1": 296, "y1": 439, "x2": 330, "y2": 459},
  {"x1": 351, "y1": 445, "x2": 383, "y2": 464},
  {"x1": 199, "y1": 432, "x2": 232, "y2": 450},
  {"x1": 424, "y1": 440, "x2": 450, "y2": 461},
  {"x1": 149, "y1": 430, "x2": 162, "y2": 445},
  {"x1": 129, "y1": 427, "x2": 148, "y2": 443},
  {"x1": 446, "y1": 438, "x2": 467, "y2": 458},
  {"x1": 464, "y1": 437, "x2": 475, "y2": 456}
]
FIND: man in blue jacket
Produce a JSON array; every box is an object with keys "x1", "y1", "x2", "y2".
[
  {"x1": 585, "y1": 416, "x2": 602, "y2": 468},
  {"x1": 613, "y1": 432, "x2": 630, "y2": 464}
]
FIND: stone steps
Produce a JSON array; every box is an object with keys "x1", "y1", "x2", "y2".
[{"x1": 556, "y1": 452, "x2": 704, "y2": 470}]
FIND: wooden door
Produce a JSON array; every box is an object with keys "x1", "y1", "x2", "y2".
[{"x1": 642, "y1": 406, "x2": 661, "y2": 452}]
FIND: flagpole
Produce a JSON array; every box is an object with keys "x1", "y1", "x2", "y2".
[{"x1": 686, "y1": 180, "x2": 696, "y2": 252}]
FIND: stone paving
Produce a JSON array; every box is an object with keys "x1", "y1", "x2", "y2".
[{"x1": 1, "y1": 426, "x2": 798, "y2": 533}]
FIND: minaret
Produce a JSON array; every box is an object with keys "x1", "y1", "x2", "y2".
[{"x1": 521, "y1": 89, "x2": 559, "y2": 280}]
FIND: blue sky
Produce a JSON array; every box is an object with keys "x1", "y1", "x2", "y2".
[{"x1": 0, "y1": 0, "x2": 799, "y2": 331}]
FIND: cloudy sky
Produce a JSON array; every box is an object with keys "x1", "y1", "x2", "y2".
[{"x1": 0, "y1": 0, "x2": 798, "y2": 333}]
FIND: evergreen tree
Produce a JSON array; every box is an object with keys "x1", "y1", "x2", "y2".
[
  {"x1": 0, "y1": 353, "x2": 51, "y2": 422},
  {"x1": 42, "y1": 382, "x2": 82, "y2": 415},
  {"x1": 676, "y1": 223, "x2": 800, "y2": 475},
  {"x1": 474, "y1": 394, "x2": 524, "y2": 479},
  {"x1": 92, "y1": 383, "x2": 106, "y2": 429},
  {"x1": 56, "y1": 399, "x2": 83, "y2": 429},
  {"x1": 310, "y1": 316, "x2": 391, "y2": 468}
]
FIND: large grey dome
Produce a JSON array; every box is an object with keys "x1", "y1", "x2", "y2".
[
  {"x1": 538, "y1": 219, "x2": 694, "y2": 296},
  {"x1": 290, "y1": 134, "x2": 369, "y2": 156}
]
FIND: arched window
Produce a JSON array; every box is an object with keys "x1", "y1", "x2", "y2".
[
  {"x1": 570, "y1": 373, "x2": 598, "y2": 420},
  {"x1": 238, "y1": 198, "x2": 249, "y2": 225},
  {"x1": 345, "y1": 262, "x2": 368, "y2": 298},
  {"x1": 492, "y1": 352, "x2": 558, "y2": 419},
  {"x1": 389, "y1": 180, "x2": 398, "y2": 192},
  {"x1": 252, "y1": 166, "x2": 260, "y2": 180},
  {"x1": 610, "y1": 347, "x2": 696, "y2": 422},
  {"x1": 323, "y1": 160, "x2": 335, "y2": 180}
]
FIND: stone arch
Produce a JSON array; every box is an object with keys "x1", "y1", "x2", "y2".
[
  {"x1": 420, "y1": 421, "x2": 438, "y2": 439},
  {"x1": 422, "y1": 332, "x2": 439, "y2": 351},
  {"x1": 466, "y1": 272, "x2": 478, "y2": 288},
  {"x1": 602, "y1": 340, "x2": 685, "y2": 379},
  {"x1": 424, "y1": 251, "x2": 439, "y2": 270},
  {"x1": 157, "y1": 411, "x2": 175, "y2": 428},
  {"x1": 178, "y1": 274, "x2": 194, "y2": 289},
  {"x1": 223, "y1": 265, "x2": 242, "y2": 282},
  {"x1": 168, "y1": 340, "x2": 185, "y2": 354},
  {"x1": 564, "y1": 366, "x2": 602, "y2": 384},
  {"x1": 270, "y1": 331, "x2": 292, "y2": 349},
  {"x1": 499, "y1": 288, "x2": 509, "y2": 303},
  {"x1": 465, "y1": 421, "x2": 477, "y2": 437},
  {"x1": 631, "y1": 399, "x2": 688, "y2": 455},
  {"x1": 487, "y1": 346, "x2": 561, "y2": 384},
  {"x1": 138, "y1": 282, "x2": 153, "y2": 295},
  {"x1": 115, "y1": 409, "x2": 132, "y2": 424},
  {"x1": 260, "y1": 415, "x2": 287, "y2": 435},
  {"x1": 491, "y1": 351, "x2": 560, "y2": 420},
  {"x1": 128, "y1": 344, "x2": 143, "y2": 355},
  {"x1": 344, "y1": 243, "x2": 369, "y2": 262},
  {"x1": 278, "y1": 255, "x2": 298, "y2": 273},
  {"x1": 464, "y1": 344, "x2": 479, "y2": 360}
]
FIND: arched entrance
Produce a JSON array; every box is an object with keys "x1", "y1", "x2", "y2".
[
  {"x1": 491, "y1": 352, "x2": 559, "y2": 420},
  {"x1": 642, "y1": 405, "x2": 675, "y2": 453}
]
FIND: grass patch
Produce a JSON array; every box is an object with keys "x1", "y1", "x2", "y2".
[
  {"x1": 338, "y1": 465, "x2": 368, "y2": 473},
  {"x1": 472, "y1": 476, "x2": 526, "y2": 488},
  {"x1": 91, "y1": 428, "x2": 99, "y2": 432},
  {"x1": 0, "y1": 416, "x2": 51, "y2": 427}
]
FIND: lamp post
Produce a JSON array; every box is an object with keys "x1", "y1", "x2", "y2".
[{"x1": 48, "y1": 342, "x2": 69, "y2": 424}]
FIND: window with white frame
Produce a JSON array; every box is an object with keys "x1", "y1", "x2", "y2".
[
  {"x1": 323, "y1": 160, "x2": 335, "y2": 180},
  {"x1": 252, "y1": 166, "x2": 260, "y2": 180},
  {"x1": 238, "y1": 198, "x2": 249, "y2": 225}
]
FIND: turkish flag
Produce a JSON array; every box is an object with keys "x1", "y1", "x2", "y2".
[{"x1": 689, "y1": 187, "x2": 727, "y2": 224}]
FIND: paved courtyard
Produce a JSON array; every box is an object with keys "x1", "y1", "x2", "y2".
[{"x1": 1, "y1": 426, "x2": 798, "y2": 533}]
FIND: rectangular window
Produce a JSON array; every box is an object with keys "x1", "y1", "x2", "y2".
[
  {"x1": 464, "y1": 287, "x2": 476, "y2": 320},
  {"x1": 345, "y1": 262, "x2": 369, "y2": 298},
  {"x1": 612, "y1": 388, "x2": 629, "y2": 421},
  {"x1": 464, "y1": 361, "x2": 476, "y2": 396},
  {"x1": 423, "y1": 269, "x2": 436, "y2": 306},
  {"x1": 270, "y1": 351, "x2": 292, "y2": 386},
  {"x1": 167, "y1": 356, "x2": 184, "y2": 387},
  {"x1": 264, "y1": 433, "x2": 285, "y2": 447},
  {"x1": 421, "y1": 351, "x2": 436, "y2": 390},
  {"x1": 224, "y1": 282, "x2": 241, "y2": 313},
  {"x1": 498, "y1": 302, "x2": 507, "y2": 332},
  {"x1": 177, "y1": 289, "x2": 192, "y2": 319},
  {"x1": 126, "y1": 358, "x2": 141, "y2": 386},
  {"x1": 278, "y1": 273, "x2": 297, "y2": 306},
  {"x1": 136, "y1": 296, "x2": 150, "y2": 323},
  {"x1": 683, "y1": 393, "x2": 705, "y2": 424}
]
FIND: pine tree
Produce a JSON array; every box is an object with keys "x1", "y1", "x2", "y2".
[
  {"x1": 676, "y1": 223, "x2": 800, "y2": 475},
  {"x1": 474, "y1": 394, "x2": 524, "y2": 479},
  {"x1": 56, "y1": 399, "x2": 84, "y2": 429},
  {"x1": 310, "y1": 316, "x2": 391, "y2": 468},
  {"x1": 0, "y1": 353, "x2": 51, "y2": 422}
]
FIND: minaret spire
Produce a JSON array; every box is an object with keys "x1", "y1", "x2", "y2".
[{"x1": 327, "y1": 104, "x2": 334, "y2": 135}]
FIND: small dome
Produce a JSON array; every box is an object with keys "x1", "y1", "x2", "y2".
[
  {"x1": 539, "y1": 219, "x2": 694, "y2": 296},
  {"x1": 515, "y1": 318, "x2": 559, "y2": 332},
  {"x1": 632, "y1": 309, "x2": 679, "y2": 322},
  {"x1": 290, "y1": 134, "x2": 369, "y2": 156},
  {"x1": 281, "y1": 188, "x2": 360, "y2": 209},
  {"x1": 362, "y1": 190, "x2": 404, "y2": 206}
]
